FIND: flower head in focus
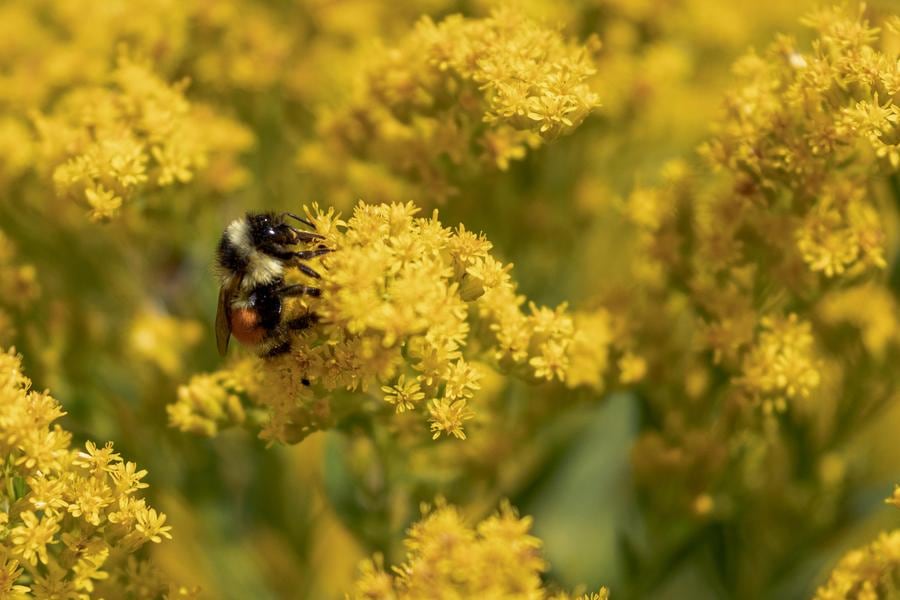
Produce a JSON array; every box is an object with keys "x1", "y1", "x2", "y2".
[{"x1": 170, "y1": 202, "x2": 615, "y2": 444}]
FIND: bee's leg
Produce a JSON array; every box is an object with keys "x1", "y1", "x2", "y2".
[
  {"x1": 279, "y1": 283, "x2": 321, "y2": 298},
  {"x1": 293, "y1": 248, "x2": 332, "y2": 261},
  {"x1": 291, "y1": 262, "x2": 322, "y2": 279},
  {"x1": 267, "y1": 248, "x2": 331, "y2": 265},
  {"x1": 288, "y1": 228, "x2": 324, "y2": 243},
  {"x1": 287, "y1": 313, "x2": 318, "y2": 331}
]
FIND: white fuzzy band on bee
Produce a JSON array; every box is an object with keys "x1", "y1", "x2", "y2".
[
  {"x1": 225, "y1": 218, "x2": 252, "y2": 252},
  {"x1": 224, "y1": 218, "x2": 284, "y2": 289},
  {"x1": 242, "y1": 253, "x2": 284, "y2": 288}
]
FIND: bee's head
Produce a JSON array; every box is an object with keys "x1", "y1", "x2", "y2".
[{"x1": 247, "y1": 212, "x2": 282, "y2": 246}]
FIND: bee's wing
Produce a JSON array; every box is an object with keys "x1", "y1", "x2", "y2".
[{"x1": 215, "y1": 285, "x2": 232, "y2": 357}]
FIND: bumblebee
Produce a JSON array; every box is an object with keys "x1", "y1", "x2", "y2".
[{"x1": 215, "y1": 212, "x2": 329, "y2": 357}]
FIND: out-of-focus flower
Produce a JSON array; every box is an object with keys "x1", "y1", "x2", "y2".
[
  {"x1": 128, "y1": 310, "x2": 204, "y2": 377},
  {"x1": 300, "y1": 8, "x2": 601, "y2": 205},
  {"x1": 813, "y1": 529, "x2": 900, "y2": 599},
  {"x1": 701, "y1": 7, "x2": 896, "y2": 280},
  {"x1": 819, "y1": 284, "x2": 900, "y2": 359},
  {"x1": 190, "y1": 0, "x2": 293, "y2": 92},
  {"x1": 0, "y1": 347, "x2": 179, "y2": 595},
  {"x1": 613, "y1": 10, "x2": 899, "y2": 591},
  {"x1": 349, "y1": 499, "x2": 609, "y2": 600},
  {"x1": 737, "y1": 314, "x2": 822, "y2": 414},
  {"x1": 167, "y1": 357, "x2": 258, "y2": 437},
  {"x1": 0, "y1": 231, "x2": 39, "y2": 346},
  {"x1": 886, "y1": 485, "x2": 900, "y2": 509},
  {"x1": 814, "y1": 486, "x2": 900, "y2": 599},
  {"x1": 33, "y1": 53, "x2": 251, "y2": 221}
]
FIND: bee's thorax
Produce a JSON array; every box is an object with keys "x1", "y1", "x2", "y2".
[{"x1": 218, "y1": 217, "x2": 284, "y2": 289}]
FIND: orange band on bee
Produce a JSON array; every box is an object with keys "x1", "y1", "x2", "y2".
[{"x1": 230, "y1": 308, "x2": 266, "y2": 345}]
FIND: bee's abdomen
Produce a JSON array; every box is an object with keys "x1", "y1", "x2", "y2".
[
  {"x1": 248, "y1": 283, "x2": 283, "y2": 331},
  {"x1": 230, "y1": 308, "x2": 266, "y2": 346}
]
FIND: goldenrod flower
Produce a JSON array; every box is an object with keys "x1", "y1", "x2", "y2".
[
  {"x1": 168, "y1": 357, "x2": 258, "y2": 437},
  {"x1": 702, "y1": 6, "x2": 894, "y2": 280},
  {"x1": 301, "y1": 8, "x2": 600, "y2": 205},
  {"x1": 0, "y1": 348, "x2": 179, "y2": 593},
  {"x1": 886, "y1": 485, "x2": 900, "y2": 509},
  {"x1": 814, "y1": 530, "x2": 900, "y2": 600},
  {"x1": 33, "y1": 53, "x2": 252, "y2": 220},
  {"x1": 349, "y1": 499, "x2": 609, "y2": 599},
  {"x1": 738, "y1": 314, "x2": 821, "y2": 413},
  {"x1": 381, "y1": 375, "x2": 426, "y2": 413}
]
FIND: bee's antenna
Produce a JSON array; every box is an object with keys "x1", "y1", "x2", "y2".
[{"x1": 281, "y1": 212, "x2": 317, "y2": 230}]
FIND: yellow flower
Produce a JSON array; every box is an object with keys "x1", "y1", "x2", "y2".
[
  {"x1": 886, "y1": 485, "x2": 900, "y2": 509},
  {"x1": 349, "y1": 499, "x2": 608, "y2": 599},
  {"x1": 702, "y1": 7, "x2": 893, "y2": 280},
  {"x1": 0, "y1": 552, "x2": 29, "y2": 597},
  {"x1": 34, "y1": 53, "x2": 251, "y2": 220},
  {"x1": 795, "y1": 182, "x2": 886, "y2": 277},
  {"x1": 10, "y1": 512, "x2": 59, "y2": 566},
  {"x1": 0, "y1": 231, "x2": 40, "y2": 346},
  {"x1": 814, "y1": 530, "x2": 900, "y2": 600},
  {"x1": 737, "y1": 314, "x2": 821, "y2": 413},
  {"x1": 303, "y1": 8, "x2": 600, "y2": 206},
  {"x1": 382, "y1": 375, "x2": 426, "y2": 413},
  {"x1": 618, "y1": 352, "x2": 648, "y2": 384},
  {"x1": 0, "y1": 348, "x2": 177, "y2": 591},
  {"x1": 135, "y1": 508, "x2": 173, "y2": 544},
  {"x1": 428, "y1": 397, "x2": 475, "y2": 440},
  {"x1": 168, "y1": 356, "x2": 257, "y2": 437},
  {"x1": 819, "y1": 284, "x2": 900, "y2": 359}
]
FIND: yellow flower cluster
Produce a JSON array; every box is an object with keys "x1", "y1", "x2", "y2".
[
  {"x1": 619, "y1": 7, "x2": 898, "y2": 424},
  {"x1": 189, "y1": 1, "x2": 294, "y2": 92},
  {"x1": 33, "y1": 54, "x2": 252, "y2": 221},
  {"x1": 0, "y1": 1, "x2": 257, "y2": 222},
  {"x1": 623, "y1": 7, "x2": 899, "y2": 560},
  {"x1": 0, "y1": 348, "x2": 178, "y2": 598},
  {"x1": 0, "y1": 233, "x2": 39, "y2": 346},
  {"x1": 167, "y1": 357, "x2": 258, "y2": 438},
  {"x1": 300, "y1": 8, "x2": 601, "y2": 205},
  {"x1": 814, "y1": 487, "x2": 900, "y2": 599},
  {"x1": 702, "y1": 5, "x2": 894, "y2": 278},
  {"x1": 350, "y1": 499, "x2": 608, "y2": 600},
  {"x1": 737, "y1": 314, "x2": 822, "y2": 414},
  {"x1": 813, "y1": 530, "x2": 900, "y2": 600},
  {"x1": 170, "y1": 202, "x2": 614, "y2": 443}
]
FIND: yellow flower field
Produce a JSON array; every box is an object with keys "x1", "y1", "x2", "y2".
[{"x1": 1, "y1": 1, "x2": 900, "y2": 598}]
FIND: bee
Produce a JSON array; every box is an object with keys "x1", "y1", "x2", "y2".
[{"x1": 215, "y1": 212, "x2": 330, "y2": 358}]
